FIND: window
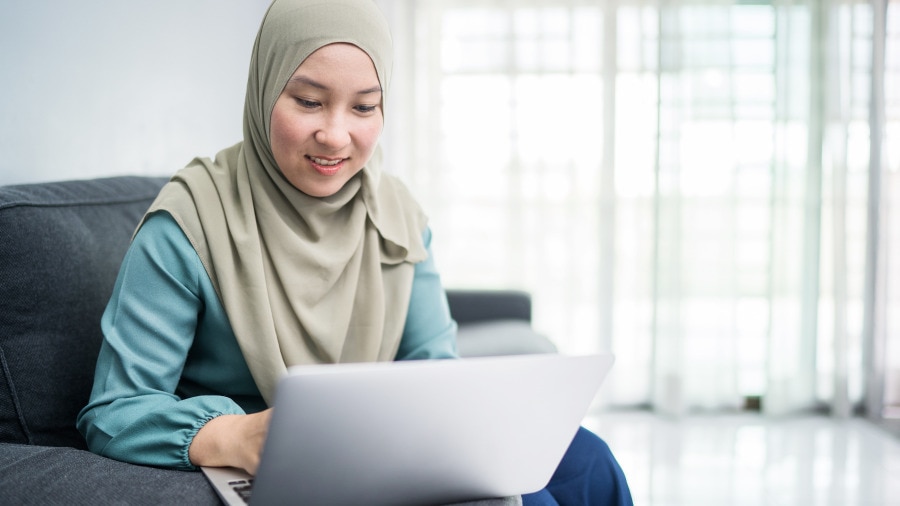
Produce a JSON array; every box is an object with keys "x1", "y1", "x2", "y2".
[{"x1": 382, "y1": 0, "x2": 899, "y2": 414}]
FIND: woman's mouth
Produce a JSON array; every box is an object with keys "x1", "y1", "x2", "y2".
[{"x1": 307, "y1": 155, "x2": 345, "y2": 176}]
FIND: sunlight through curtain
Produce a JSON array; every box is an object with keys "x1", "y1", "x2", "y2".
[{"x1": 377, "y1": 0, "x2": 899, "y2": 416}]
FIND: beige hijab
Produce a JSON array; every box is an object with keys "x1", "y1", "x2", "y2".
[{"x1": 142, "y1": 0, "x2": 427, "y2": 404}]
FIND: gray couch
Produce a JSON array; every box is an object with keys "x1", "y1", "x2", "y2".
[{"x1": 0, "y1": 175, "x2": 555, "y2": 505}]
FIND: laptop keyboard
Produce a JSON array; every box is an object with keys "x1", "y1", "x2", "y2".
[{"x1": 228, "y1": 478, "x2": 254, "y2": 503}]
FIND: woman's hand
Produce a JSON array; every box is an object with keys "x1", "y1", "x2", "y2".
[{"x1": 189, "y1": 408, "x2": 273, "y2": 475}]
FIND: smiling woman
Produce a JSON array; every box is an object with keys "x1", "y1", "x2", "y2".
[
  {"x1": 71, "y1": 0, "x2": 633, "y2": 505},
  {"x1": 270, "y1": 43, "x2": 385, "y2": 197}
]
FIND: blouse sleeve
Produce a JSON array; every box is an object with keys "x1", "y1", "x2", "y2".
[
  {"x1": 394, "y1": 227, "x2": 460, "y2": 361},
  {"x1": 76, "y1": 213, "x2": 245, "y2": 470}
]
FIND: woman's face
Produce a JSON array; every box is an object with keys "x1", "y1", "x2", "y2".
[{"x1": 270, "y1": 43, "x2": 383, "y2": 197}]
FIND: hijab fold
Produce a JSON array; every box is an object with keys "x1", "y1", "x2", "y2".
[{"x1": 140, "y1": 0, "x2": 426, "y2": 404}]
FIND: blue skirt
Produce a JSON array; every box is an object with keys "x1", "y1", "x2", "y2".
[{"x1": 522, "y1": 427, "x2": 633, "y2": 506}]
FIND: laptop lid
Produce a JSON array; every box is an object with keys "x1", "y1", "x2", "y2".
[{"x1": 234, "y1": 353, "x2": 614, "y2": 506}]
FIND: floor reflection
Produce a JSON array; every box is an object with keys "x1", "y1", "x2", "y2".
[{"x1": 584, "y1": 411, "x2": 900, "y2": 506}]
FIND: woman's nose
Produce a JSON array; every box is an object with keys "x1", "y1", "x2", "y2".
[{"x1": 314, "y1": 113, "x2": 351, "y2": 149}]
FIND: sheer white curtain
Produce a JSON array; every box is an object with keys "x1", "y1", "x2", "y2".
[
  {"x1": 872, "y1": 0, "x2": 900, "y2": 418},
  {"x1": 378, "y1": 0, "x2": 899, "y2": 416}
]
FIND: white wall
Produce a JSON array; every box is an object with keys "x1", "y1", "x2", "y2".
[{"x1": 0, "y1": 1, "x2": 270, "y2": 185}]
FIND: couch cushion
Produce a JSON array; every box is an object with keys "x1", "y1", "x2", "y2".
[
  {"x1": 0, "y1": 443, "x2": 219, "y2": 505},
  {"x1": 0, "y1": 443, "x2": 524, "y2": 506},
  {"x1": 0, "y1": 176, "x2": 167, "y2": 448}
]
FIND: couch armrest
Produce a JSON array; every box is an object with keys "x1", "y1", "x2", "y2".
[
  {"x1": 445, "y1": 289, "x2": 532, "y2": 325},
  {"x1": 456, "y1": 321, "x2": 557, "y2": 358},
  {"x1": 446, "y1": 290, "x2": 557, "y2": 358}
]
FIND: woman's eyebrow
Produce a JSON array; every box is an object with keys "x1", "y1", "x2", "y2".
[
  {"x1": 288, "y1": 75, "x2": 382, "y2": 95},
  {"x1": 357, "y1": 84, "x2": 383, "y2": 95}
]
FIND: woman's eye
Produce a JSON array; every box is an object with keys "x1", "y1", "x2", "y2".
[
  {"x1": 295, "y1": 98, "x2": 320, "y2": 108},
  {"x1": 355, "y1": 104, "x2": 377, "y2": 113}
]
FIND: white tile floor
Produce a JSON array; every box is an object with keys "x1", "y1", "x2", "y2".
[{"x1": 583, "y1": 411, "x2": 900, "y2": 506}]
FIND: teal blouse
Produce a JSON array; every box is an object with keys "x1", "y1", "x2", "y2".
[{"x1": 76, "y1": 212, "x2": 459, "y2": 470}]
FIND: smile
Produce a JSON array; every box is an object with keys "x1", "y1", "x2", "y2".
[
  {"x1": 306, "y1": 155, "x2": 346, "y2": 176},
  {"x1": 309, "y1": 156, "x2": 343, "y2": 166}
]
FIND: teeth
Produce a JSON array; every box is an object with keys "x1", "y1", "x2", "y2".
[{"x1": 310, "y1": 156, "x2": 342, "y2": 166}]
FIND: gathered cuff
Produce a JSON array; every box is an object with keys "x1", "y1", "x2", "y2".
[{"x1": 179, "y1": 411, "x2": 227, "y2": 470}]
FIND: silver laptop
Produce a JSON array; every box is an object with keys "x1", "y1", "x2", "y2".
[{"x1": 202, "y1": 352, "x2": 614, "y2": 506}]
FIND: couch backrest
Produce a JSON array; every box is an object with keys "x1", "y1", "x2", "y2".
[{"x1": 0, "y1": 176, "x2": 167, "y2": 449}]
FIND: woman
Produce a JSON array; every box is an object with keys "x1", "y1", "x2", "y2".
[{"x1": 77, "y1": 1, "x2": 632, "y2": 504}]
